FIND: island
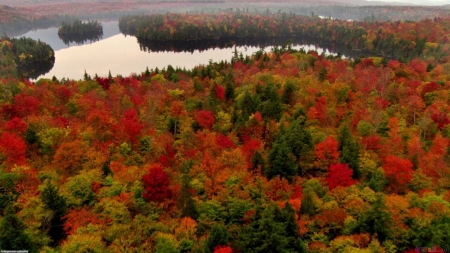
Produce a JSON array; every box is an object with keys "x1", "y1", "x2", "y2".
[{"x1": 58, "y1": 19, "x2": 103, "y2": 45}]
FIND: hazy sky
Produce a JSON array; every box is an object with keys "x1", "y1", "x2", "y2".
[{"x1": 369, "y1": 0, "x2": 450, "y2": 5}]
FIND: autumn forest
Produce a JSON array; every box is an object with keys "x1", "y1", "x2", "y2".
[{"x1": 1, "y1": 1, "x2": 450, "y2": 253}]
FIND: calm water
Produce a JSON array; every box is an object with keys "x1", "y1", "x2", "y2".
[{"x1": 16, "y1": 20, "x2": 370, "y2": 81}]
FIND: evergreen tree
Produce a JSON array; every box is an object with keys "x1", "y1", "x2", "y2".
[
  {"x1": 225, "y1": 81, "x2": 235, "y2": 102},
  {"x1": 286, "y1": 119, "x2": 312, "y2": 159},
  {"x1": 281, "y1": 81, "x2": 295, "y2": 105},
  {"x1": 40, "y1": 180, "x2": 67, "y2": 246},
  {"x1": 236, "y1": 204, "x2": 298, "y2": 253},
  {"x1": 267, "y1": 138, "x2": 297, "y2": 182},
  {"x1": 282, "y1": 202, "x2": 306, "y2": 252},
  {"x1": 179, "y1": 162, "x2": 198, "y2": 220},
  {"x1": 0, "y1": 205, "x2": 35, "y2": 252},
  {"x1": 0, "y1": 173, "x2": 19, "y2": 211},
  {"x1": 258, "y1": 83, "x2": 283, "y2": 121},
  {"x1": 300, "y1": 188, "x2": 315, "y2": 216},
  {"x1": 250, "y1": 150, "x2": 266, "y2": 173},
  {"x1": 338, "y1": 125, "x2": 361, "y2": 179},
  {"x1": 205, "y1": 224, "x2": 230, "y2": 253},
  {"x1": 357, "y1": 193, "x2": 392, "y2": 243}
]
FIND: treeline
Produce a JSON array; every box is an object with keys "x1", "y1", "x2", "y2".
[
  {"x1": 1, "y1": 44, "x2": 450, "y2": 252},
  {"x1": 58, "y1": 19, "x2": 102, "y2": 36},
  {"x1": 1, "y1": 37, "x2": 55, "y2": 66},
  {"x1": 120, "y1": 12, "x2": 450, "y2": 62}
]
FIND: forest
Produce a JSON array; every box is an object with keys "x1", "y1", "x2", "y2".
[
  {"x1": 1, "y1": 2, "x2": 450, "y2": 252},
  {"x1": 58, "y1": 20, "x2": 102, "y2": 36},
  {"x1": 2, "y1": 14, "x2": 450, "y2": 251},
  {"x1": 0, "y1": 36, "x2": 54, "y2": 77},
  {"x1": 120, "y1": 12, "x2": 450, "y2": 63}
]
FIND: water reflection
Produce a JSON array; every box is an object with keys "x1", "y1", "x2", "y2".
[
  {"x1": 17, "y1": 59, "x2": 55, "y2": 79},
  {"x1": 137, "y1": 36, "x2": 374, "y2": 59},
  {"x1": 58, "y1": 31, "x2": 104, "y2": 46},
  {"x1": 13, "y1": 20, "x2": 378, "y2": 81}
]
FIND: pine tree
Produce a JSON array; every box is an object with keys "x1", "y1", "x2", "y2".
[
  {"x1": 338, "y1": 125, "x2": 361, "y2": 179},
  {"x1": 300, "y1": 188, "x2": 315, "y2": 216},
  {"x1": 357, "y1": 193, "x2": 392, "y2": 243},
  {"x1": 179, "y1": 162, "x2": 198, "y2": 220},
  {"x1": 0, "y1": 205, "x2": 35, "y2": 252},
  {"x1": 236, "y1": 204, "x2": 296, "y2": 253},
  {"x1": 205, "y1": 224, "x2": 230, "y2": 253},
  {"x1": 286, "y1": 119, "x2": 312, "y2": 159},
  {"x1": 258, "y1": 83, "x2": 283, "y2": 121},
  {"x1": 250, "y1": 150, "x2": 266, "y2": 173},
  {"x1": 267, "y1": 138, "x2": 298, "y2": 182},
  {"x1": 40, "y1": 180, "x2": 67, "y2": 246},
  {"x1": 281, "y1": 82, "x2": 295, "y2": 105},
  {"x1": 225, "y1": 81, "x2": 235, "y2": 102}
]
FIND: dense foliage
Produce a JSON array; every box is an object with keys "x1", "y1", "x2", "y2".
[
  {"x1": 58, "y1": 19, "x2": 102, "y2": 36},
  {"x1": 0, "y1": 36, "x2": 54, "y2": 77},
  {"x1": 120, "y1": 12, "x2": 450, "y2": 63},
  {"x1": 0, "y1": 33, "x2": 450, "y2": 251}
]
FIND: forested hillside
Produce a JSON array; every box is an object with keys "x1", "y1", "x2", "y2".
[
  {"x1": 1, "y1": 36, "x2": 450, "y2": 252},
  {"x1": 120, "y1": 12, "x2": 450, "y2": 63}
]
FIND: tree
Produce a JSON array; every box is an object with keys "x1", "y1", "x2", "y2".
[
  {"x1": 267, "y1": 138, "x2": 298, "y2": 182},
  {"x1": 282, "y1": 202, "x2": 307, "y2": 252},
  {"x1": 179, "y1": 162, "x2": 198, "y2": 220},
  {"x1": 225, "y1": 81, "x2": 235, "y2": 102},
  {"x1": 383, "y1": 156, "x2": 413, "y2": 193},
  {"x1": 357, "y1": 193, "x2": 393, "y2": 243},
  {"x1": 300, "y1": 188, "x2": 316, "y2": 216},
  {"x1": 258, "y1": 83, "x2": 283, "y2": 121},
  {"x1": 314, "y1": 136, "x2": 340, "y2": 172},
  {"x1": 40, "y1": 180, "x2": 67, "y2": 246},
  {"x1": 0, "y1": 132, "x2": 27, "y2": 166},
  {"x1": 327, "y1": 163, "x2": 356, "y2": 190},
  {"x1": 142, "y1": 165, "x2": 172, "y2": 203},
  {"x1": 205, "y1": 224, "x2": 230, "y2": 253},
  {"x1": 195, "y1": 110, "x2": 215, "y2": 130},
  {"x1": 286, "y1": 119, "x2": 312, "y2": 159},
  {"x1": 338, "y1": 125, "x2": 361, "y2": 179},
  {"x1": 0, "y1": 205, "x2": 35, "y2": 252},
  {"x1": 236, "y1": 203, "x2": 296, "y2": 253}
]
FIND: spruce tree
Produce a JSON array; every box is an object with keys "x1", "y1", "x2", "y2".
[
  {"x1": 0, "y1": 205, "x2": 35, "y2": 252},
  {"x1": 338, "y1": 125, "x2": 361, "y2": 179},
  {"x1": 250, "y1": 150, "x2": 266, "y2": 173},
  {"x1": 286, "y1": 119, "x2": 312, "y2": 159},
  {"x1": 225, "y1": 81, "x2": 235, "y2": 102},
  {"x1": 205, "y1": 224, "x2": 230, "y2": 253},
  {"x1": 258, "y1": 83, "x2": 283, "y2": 121},
  {"x1": 300, "y1": 188, "x2": 316, "y2": 216},
  {"x1": 267, "y1": 138, "x2": 298, "y2": 182},
  {"x1": 40, "y1": 180, "x2": 67, "y2": 246},
  {"x1": 179, "y1": 162, "x2": 198, "y2": 220}
]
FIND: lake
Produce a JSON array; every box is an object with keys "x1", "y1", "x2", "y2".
[{"x1": 16, "y1": 20, "x2": 372, "y2": 81}]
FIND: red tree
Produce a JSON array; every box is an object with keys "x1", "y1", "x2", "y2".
[
  {"x1": 383, "y1": 156, "x2": 413, "y2": 193},
  {"x1": 327, "y1": 163, "x2": 355, "y2": 190},
  {"x1": 121, "y1": 109, "x2": 142, "y2": 144},
  {"x1": 315, "y1": 136, "x2": 340, "y2": 170},
  {"x1": 214, "y1": 246, "x2": 232, "y2": 253},
  {"x1": 142, "y1": 165, "x2": 172, "y2": 203},
  {"x1": 195, "y1": 110, "x2": 215, "y2": 130},
  {"x1": 0, "y1": 132, "x2": 27, "y2": 166}
]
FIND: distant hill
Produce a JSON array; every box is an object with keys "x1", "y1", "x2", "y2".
[{"x1": 0, "y1": 0, "x2": 418, "y2": 7}]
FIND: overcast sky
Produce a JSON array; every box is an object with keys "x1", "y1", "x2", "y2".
[{"x1": 369, "y1": 0, "x2": 450, "y2": 5}]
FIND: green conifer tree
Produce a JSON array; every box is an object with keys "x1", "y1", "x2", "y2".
[
  {"x1": 0, "y1": 205, "x2": 35, "y2": 252},
  {"x1": 338, "y1": 125, "x2": 361, "y2": 179},
  {"x1": 179, "y1": 162, "x2": 198, "y2": 220},
  {"x1": 267, "y1": 138, "x2": 298, "y2": 182},
  {"x1": 40, "y1": 180, "x2": 67, "y2": 246}
]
